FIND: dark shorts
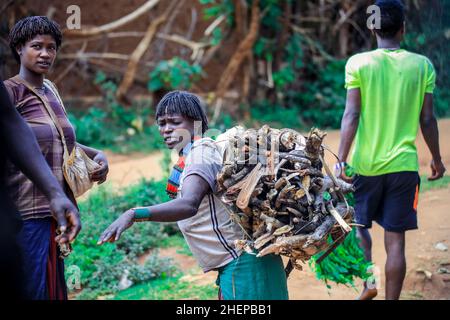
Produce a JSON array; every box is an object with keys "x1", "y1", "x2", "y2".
[{"x1": 354, "y1": 171, "x2": 420, "y2": 232}]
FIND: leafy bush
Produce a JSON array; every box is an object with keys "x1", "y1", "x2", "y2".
[
  {"x1": 148, "y1": 57, "x2": 203, "y2": 92},
  {"x1": 66, "y1": 178, "x2": 175, "y2": 299}
]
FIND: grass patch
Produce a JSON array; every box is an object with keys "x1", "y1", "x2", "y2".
[
  {"x1": 112, "y1": 274, "x2": 217, "y2": 300},
  {"x1": 66, "y1": 179, "x2": 176, "y2": 299},
  {"x1": 160, "y1": 234, "x2": 193, "y2": 256},
  {"x1": 420, "y1": 175, "x2": 450, "y2": 193}
]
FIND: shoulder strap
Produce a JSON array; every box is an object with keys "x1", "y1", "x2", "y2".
[
  {"x1": 12, "y1": 75, "x2": 69, "y2": 153},
  {"x1": 43, "y1": 79, "x2": 67, "y2": 115}
]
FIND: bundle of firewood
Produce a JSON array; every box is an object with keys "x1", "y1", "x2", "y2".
[{"x1": 217, "y1": 126, "x2": 355, "y2": 273}]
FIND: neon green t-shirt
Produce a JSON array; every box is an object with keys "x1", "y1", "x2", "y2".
[{"x1": 345, "y1": 48, "x2": 436, "y2": 176}]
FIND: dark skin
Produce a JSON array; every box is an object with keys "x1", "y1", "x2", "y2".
[
  {"x1": 97, "y1": 113, "x2": 210, "y2": 244},
  {"x1": 0, "y1": 80, "x2": 79, "y2": 244},
  {"x1": 16, "y1": 34, "x2": 109, "y2": 185},
  {"x1": 336, "y1": 26, "x2": 446, "y2": 300}
]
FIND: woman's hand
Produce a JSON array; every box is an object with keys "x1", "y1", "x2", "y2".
[
  {"x1": 97, "y1": 209, "x2": 135, "y2": 245},
  {"x1": 90, "y1": 151, "x2": 109, "y2": 184}
]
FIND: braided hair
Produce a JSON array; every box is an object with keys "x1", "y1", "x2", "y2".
[
  {"x1": 156, "y1": 91, "x2": 209, "y2": 134},
  {"x1": 9, "y1": 16, "x2": 62, "y2": 63}
]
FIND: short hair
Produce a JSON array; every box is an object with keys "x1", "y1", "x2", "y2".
[
  {"x1": 9, "y1": 16, "x2": 62, "y2": 63},
  {"x1": 373, "y1": 0, "x2": 405, "y2": 39},
  {"x1": 156, "y1": 91, "x2": 209, "y2": 134}
]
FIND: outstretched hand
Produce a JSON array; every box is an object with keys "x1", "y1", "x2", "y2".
[{"x1": 97, "y1": 210, "x2": 135, "y2": 245}]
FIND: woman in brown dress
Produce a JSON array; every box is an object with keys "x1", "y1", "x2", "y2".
[{"x1": 4, "y1": 16, "x2": 109, "y2": 300}]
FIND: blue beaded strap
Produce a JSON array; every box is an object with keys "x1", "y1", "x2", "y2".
[{"x1": 133, "y1": 207, "x2": 152, "y2": 221}]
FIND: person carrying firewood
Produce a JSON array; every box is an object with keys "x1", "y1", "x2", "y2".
[
  {"x1": 98, "y1": 91, "x2": 289, "y2": 300},
  {"x1": 336, "y1": 0, "x2": 446, "y2": 300}
]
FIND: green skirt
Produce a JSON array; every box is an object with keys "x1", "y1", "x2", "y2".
[{"x1": 216, "y1": 252, "x2": 289, "y2": 300}]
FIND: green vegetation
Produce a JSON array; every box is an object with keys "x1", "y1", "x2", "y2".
[
  {"x1": 66, "y1": 178, "x2": 174, "y2": 299},
  {"x1": 309, "y1": 229, "x2": 372, "y2": 290},
  {"x1": 148, "y1": 57, "x2": 203, "y2": 92},
  {"x1": 113, "y1": 275, "x2": 217, "y2": 300}
]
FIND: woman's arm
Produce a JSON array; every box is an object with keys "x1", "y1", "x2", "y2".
[
  {"x1": 77, "y1": 143, "x2": 101, "y2": 159},
  {"x1": 98, "y1": 174, "x2": 211, "y2": 244},
  {"x1": 0, "y1": 81, "x2": 81, "y2": 242}
]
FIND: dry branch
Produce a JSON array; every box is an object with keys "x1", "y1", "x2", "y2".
[
  {"x1": 58, "y1": 52, "x2": 155, "y2": 68},
  {"x1": 156, "y1": 33, "x2": 209, "y2": 60},
  {"x1": 63, "y1": 0, "x2": 160, "y2": 37},
  {"x1": 115, "y1": 0, "x2": 178, "y2": 102},
  {"x1": 212, "y1": 0, "x2": 260, "y2": 122}
]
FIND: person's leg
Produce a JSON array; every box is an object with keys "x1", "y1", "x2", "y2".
[
  {"x1": 17, "y1": 218, "x2": 51, "y2": 300},
  {"x1": 356, "y1": 227, "x2": 378, "y2": 300},
  {"x1": 378, "y1": 172, "x2": 419, "y2": 300},
  {"x1": 353, "y1": 174, "x2": 383, "y2": 300},
  {"x1": 384, "y1": 230, "x2": 406, "y2": 300},
  {"x1": 357, "y1": 227, "x2": 372, "y2": 262}
]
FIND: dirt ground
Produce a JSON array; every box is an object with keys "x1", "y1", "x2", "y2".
[{"x1": 106, "y1": 119, "x2": 450, "y2": 300}]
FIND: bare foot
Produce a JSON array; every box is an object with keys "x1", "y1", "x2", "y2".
[{"x1": 357, "y1": 287, "x2": 378, "y2": 300}]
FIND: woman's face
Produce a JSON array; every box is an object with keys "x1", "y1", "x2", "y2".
[
  {"x1": 157, "y1": 113, "x2": 194, "y2": 150},
  {"x1": 18, "y1": 34, "x2": 57, "y2": 75}
]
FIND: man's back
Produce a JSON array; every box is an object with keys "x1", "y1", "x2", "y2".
[{"x1": 345, "y1": 49, "x2": 436, "y2": 175}]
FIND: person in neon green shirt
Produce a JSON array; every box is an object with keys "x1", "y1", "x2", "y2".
[{"x1": 336, "y1": 0, "x2": 446, "y2": 300}]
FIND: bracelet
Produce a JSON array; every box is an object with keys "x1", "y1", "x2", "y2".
[
  {"x1": 334, "y1": 162, "x2": 347, "y2": 174},
  {"x1": 132, "y1": 207, "x2": 152, "y2": 222}
]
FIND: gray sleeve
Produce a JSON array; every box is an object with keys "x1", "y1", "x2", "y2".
[{"x1": 182, "y1": 142, "x2": 222, "y2": 193}]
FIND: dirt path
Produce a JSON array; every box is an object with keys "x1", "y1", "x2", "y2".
[
  {"x1": 106, "y1": 119, "x2": 450, "y2": 300},
  {"x1": 103, "y1": 151, "x2": 165, "y2": 187}
]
